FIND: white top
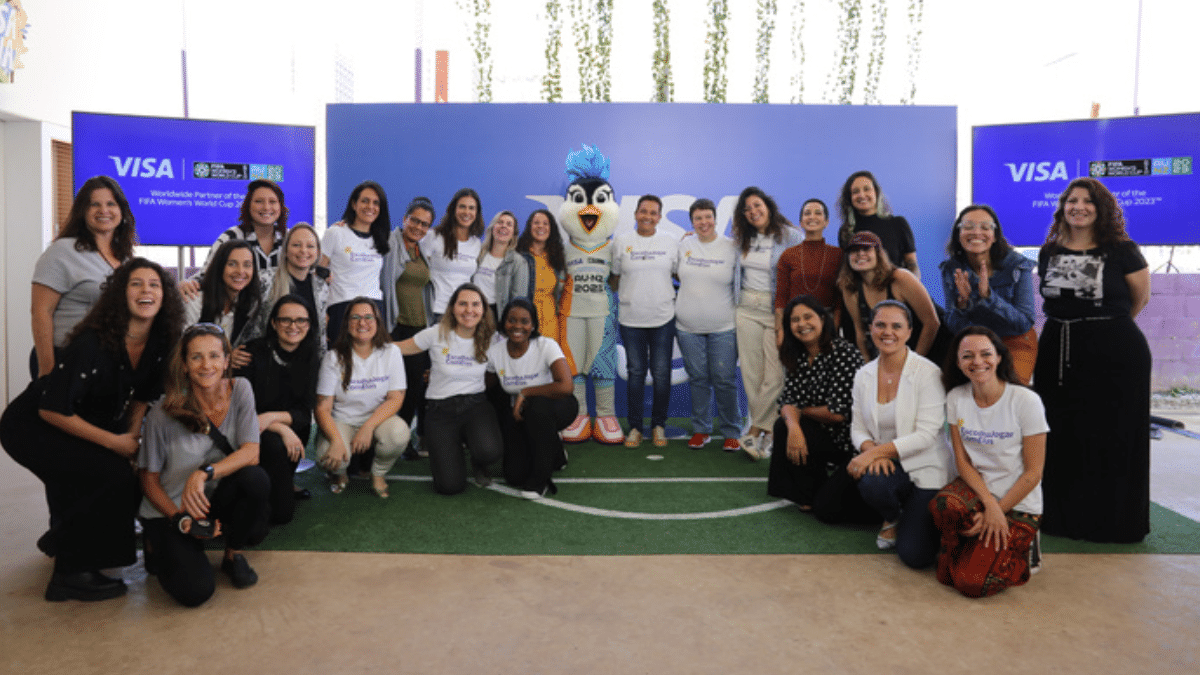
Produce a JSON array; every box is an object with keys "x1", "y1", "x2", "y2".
[
  {"x1": 413, "y1": 325, "x2": 488, "y2": 399},
  {"x1": 486, "y1": 336, "x2": 564, "y2": 396},
  {"x1": 422, "y1": 231, "x2": 482, "y2": 314},
  {"x1": 563, "y1": 241, "x2": 613, "y2": 318},
  {"x1": 740, "y1": 234, "x2": 773, "y2": 292},
  {"x1": 675, "y1": 234, "x2": 737, "y2": 334},
  {"x1": 947, "y1": 383, "x2": 1049, "y2": 514},
  {"x1": 611, "y1": 230, "x2": 678, "y2": 328},
  {"x1": 317, "y1": 343, "x2": 407, "y2": 426},
  {"x1": 322, "y1": 225, "x2": 383, "y2": 303},
  {"x1": 472, "y1": 252, "x2": 504, "y2": 305},
  {"x1": 137, "y1": 378, "x2": 259, "y2": 519},
  {"x1": 32, "y1": 238, "x2": 116, "y2": 347},
  {"x1": 851, "y1": 350, "x2": 953, "y2": 490}
]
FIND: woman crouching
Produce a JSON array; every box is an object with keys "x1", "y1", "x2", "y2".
[{"x1": 138, "y1": 323, "x2": 269, "y2": 607}]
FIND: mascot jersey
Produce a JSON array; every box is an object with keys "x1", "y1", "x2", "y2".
[{"x1": 561, "y1": 243, "x2": 613, "y2": 319}]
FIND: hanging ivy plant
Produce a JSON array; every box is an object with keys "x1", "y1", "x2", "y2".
[
  {"x1": 569, "y1": 0, "x2": 596, "y2": 101},
  {"x1": 863, "y1": 0, "x2": 887, "y2": 104},
  {"x1": 826, "y1": 0, "x2": 862, "y2": 104},
  {"x1": 789, "y1": 0, "x2": 805, "y2": 103},
  {"x1": 542, "y1": 0, "x2": 563, "y2": 102},
  {"x1": 753, "y1": 0, "x2": 776, "y2": 103},
  {"x1": 458, "y1": 0, "x2": 493, "y2": 102},
  {"x1": 903, "y1": 0, "x2": 925, "y2": 104},
  {"x1": 704, "y1": 0, "x2": 728, "y2": 103},
  {"x1": 596, "y1": 0, "x2": 613, "y2": 101},
  {"x1": 652, "y1": 0, "x2": 673, "y2": 101}
]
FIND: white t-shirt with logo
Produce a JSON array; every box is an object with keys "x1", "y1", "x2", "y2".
[
  {"x1": 947, "y1": 383, "x2": 1049, "y2": 515},
  {"x1": 322, "y1": 225, "x2": 383, "y2": 303},
  {"x1": 413, "y1": 325, "x2": 488, "y2": 400},
  {"x1": 486, "y1": 336, "x2": 565, "y2": 397},
  {"x1": 675, "y1": 234, "x2": 737, "y2": 334},
  {"x1": 422, "y1": 231, "x2": 482, "y2": 314},
  {"x1": 612, "y1": 230, "x2": 678, "y2": 328},
  {"x1": 472, "y1": 252, "x2": 504, "y2": 305},
  {"x1": 317, "y1": 343, "x2": 407, "y2": 426},
  {"x1": 740, "y1": 233, "x2": 773, "y2": 292}
]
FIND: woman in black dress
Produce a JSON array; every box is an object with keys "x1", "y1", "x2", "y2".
[
  {"x1": 1034, "y1": 177, "x2": 1151, "y2": 543},
  {"x1": 0, "y1": 258, "x2": 183, "y2": 601}
]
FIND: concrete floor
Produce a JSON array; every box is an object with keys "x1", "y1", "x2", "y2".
[{"x1": 3, "y1": 412, "x2": 1198, "y2": 674}]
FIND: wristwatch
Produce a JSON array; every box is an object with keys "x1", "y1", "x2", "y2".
[{"x1": 200, "y1": 464, "x2": 215, "y2": 481}]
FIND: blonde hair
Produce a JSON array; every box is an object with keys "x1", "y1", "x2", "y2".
[
  {"x1": 267, "y1": 223, "x2": 321, "y2": 308},
  {"x1": 478, "y1": 211, "x2": 518, "y2": 262}
]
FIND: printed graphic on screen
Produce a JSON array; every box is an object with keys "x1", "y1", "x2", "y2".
[{"x1": 1042, "y1": 253, "x2": 1104, "y2": 303}]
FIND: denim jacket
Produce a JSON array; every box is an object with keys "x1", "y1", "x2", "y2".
[{"x1": 939, "y1": 249, "x2": 1036, "y2": 337}]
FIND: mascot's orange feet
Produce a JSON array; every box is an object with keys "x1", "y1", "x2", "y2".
[
  {"x1": 592, "y1": 416, "x2": 625, "y2": 445},
  {"x1": 562, "y1": 415, "x2": 592, "y2": 443}
]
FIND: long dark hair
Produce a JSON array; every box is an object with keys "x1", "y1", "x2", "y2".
[
  {"x1": 331, "y1": 298, "x2": 389, "y2": 389},
  {"x1": 163, "y1": 323, "x2": 233, "y2": 433},
  {"x1": 199, "y1": 240, "x2": 262, "y2": 337},
  {"x1": 945, "y1": 204, "x2": 1013, "y2": 271},
  {"x1": 1044, "y1": 177, "x2": 1131, "y2": 249},
  {"x1": 341, "y1": 180, "x2": 392, "y2": 255},
  {"x1": 499, "y1": 297, "x2": 541, "y2": 340},
  {"x1": 516, "y1": 209, "x2": 567, "y2": 276},
  {"x1": 434, "y1": 188, "x2": 484, "y2": 259},
  {"x1": 266, "y1": 294, "x2": 319, "y2": 362},
  {"x1": 58, "y1": 176, "x2": 137, "y2": 262},
  {"x1": 68, "y1": 257, "x2": 183, "y2": 358},
  {"x1": 779, "y1": 295, "x2": 836, "y2": 372},
  {"x1": 836, "y1": 239, "x2": 898, "y2": 294},
  {"x1": 732, "y1": 186, "x2": 791, "y2": 255},
  {"x1": 836, "y1": 170, "x2": 893, "y2": 247},
  {"x1": 238, "y1": 179, "x2": 289, "y2": 239},
  {"x1": 941, "y1": 326, "x2": 1021, "y2": 391}
]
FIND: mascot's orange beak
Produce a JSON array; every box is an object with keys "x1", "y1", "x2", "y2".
[{"x1": 577, "y1": 204, "x2": 601, "y2": 234}]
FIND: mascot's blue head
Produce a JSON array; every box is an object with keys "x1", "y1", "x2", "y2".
[
  {"x1": 565, "y1": 144, "x2": 611, "y2": 184},
  {"x1": 560, "y1": 144, "x2": 619, "y2": 248}
]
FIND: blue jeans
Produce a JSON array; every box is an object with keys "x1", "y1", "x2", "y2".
[
  {"x1": 620, "y1": 319, "x2": 675, "y2": 433},
  {"x1": 857, "y1": 461, "x2": 940, "y2": 569},
  {"x1": 676, "y1": 328, "x2": 740, "y2": 438}
]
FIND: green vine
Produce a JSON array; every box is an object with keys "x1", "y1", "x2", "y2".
[
  {"x1": 596, "y1": 0, "x2": 613, "y2": 101},
  {"x1": 458, "y1": 0, "x2": 493, "y2": 102},
  {"x1": 704, "y1": 0, "x2": 728, "y2": 103},
  {"x1": 827, "y1": 0, "x2": 862, "y2": 104},
  {"x1": 789, "y1": 0, "x2": 805, "y2": 103},
  {"x1": 902, "y1": 0, "x2": 924, "y2": 104},
  {"x1": 542, "y1": 0, "x2": 562, "y2": 102},
  {"x1": 652, "y1": 0, "x2": 673, "y2": 102},
  {"x1": 569, "y1": 0, "x2": 612, "y2": 101},
  {"x1": 862, "y1": 0, "x2": 886, "y2": 104},
  {"x1": 753, "y1": 0, "x2": 776, "y2": 103}
]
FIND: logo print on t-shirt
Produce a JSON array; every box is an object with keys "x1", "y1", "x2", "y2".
[{"x1": 1043, "y1": 253, "x2": 1104, "y2": 302}]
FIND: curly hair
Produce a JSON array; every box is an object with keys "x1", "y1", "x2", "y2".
[
  {"x1": 945, "y1": 204, "x2": 1014, "y2": 271},
  {"x1": 434, "y1": 188, "x2": 484, "y2": 260},
  {"x1": 199, "y1": 240, "x2": 262, "y2": 338},
  {"x1": 941, "y1": 325, "x2": 1022, "y2": 391},
  {"x1": 58, "y1": 176, "x2": 138, "y2": 262},
  {"x1": 67, "y1": 257, "x2": 184, "y2": 359},
  {"x1": 438, "y1": 283, "x2": 495, "y2": 362},
  {"x1": 1044, "y1": 177, "x2": 1131, "y2": 249},
  {"x1": 836, "y1": 170, "x2": 893, "y2": 247},
  {"x1": 515, "y1": 209, "x2": 567, "y2": 277},
  {"x1": 341, "y1": 180, "x2": 391, "y2": 255},
  {"x1": 238, "y1": 179, "x2": 289, "y2": 239},
  {"x1": 779, "y1": 295, "x2": 837, "y2": 372},
  {"x1": 732, "y1": 186, "x2": 792, "y2": 255},
  {"x1": 162, "y1": 323, "x2": 233, "y2": 433},
  {"x1": 331, "y1": 298, "x2": 390, "y2": 390}
]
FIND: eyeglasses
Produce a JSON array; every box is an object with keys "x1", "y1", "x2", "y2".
[
  {"x1": 406, "y1": 216, "x2": 431, "y2": 229},
  {"x1": 348, "y1": 314, "x2": 377, "y2": 323},
  {"x1": 960, "y1": 221, "x2": 996, "y2": 232},
  {"x1": 184, "y1": 322, "x2": 225, "y2": 338},
  {"x1": 274, "y1": 317, "x2": 310, "y2": 327}
]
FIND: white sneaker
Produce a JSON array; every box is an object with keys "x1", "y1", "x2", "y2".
[
  {"x1": 740, "y1": 433, "x2": 762, "y2": 460},
  {"x1": 759, "y1": 432, "x2": 773, "y2": 458}
]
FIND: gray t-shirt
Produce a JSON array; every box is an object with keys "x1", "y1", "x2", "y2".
[
  {"x1": 137, "y1": 378, "x2": 260, "y2": 519},
  {"x1": 32, "y1": 238, "x2": 116, "y2": 347}
]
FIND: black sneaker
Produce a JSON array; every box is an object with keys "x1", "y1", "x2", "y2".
[
  {"x1": 221, "y1": 554, "x2": 259, "y2": 589},
  {"x1": 44, "y1": 571, "x2": 127, "y2": 602},
  {"x1": 1029, "y1": 531, "x2": 1042, "y2": 575}
]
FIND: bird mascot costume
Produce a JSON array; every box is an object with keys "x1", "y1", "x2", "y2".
[{"x1": 558, "y1": 145, "x2": 624, "y2": 444}]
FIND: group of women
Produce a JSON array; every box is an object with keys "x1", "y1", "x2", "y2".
[{"x1": 0, "y1": 168, "x2": 1152, "y2": 605}]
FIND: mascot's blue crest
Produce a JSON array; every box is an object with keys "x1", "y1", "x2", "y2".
[{"x1": 564, "y1": 144, "x2": 611, "y2": 183}]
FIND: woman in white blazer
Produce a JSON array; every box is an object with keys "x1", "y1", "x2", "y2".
[{"x1": 848, "y1": 299, "x2": 952, "y2": 569}]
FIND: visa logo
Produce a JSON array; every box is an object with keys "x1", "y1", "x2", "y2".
[
  {"x1": 108, "y1": 156, "x2": 176, "y2": 179},
  {"x1": 1004, "y1": 161, "x2": 1068, "y2": 182}
]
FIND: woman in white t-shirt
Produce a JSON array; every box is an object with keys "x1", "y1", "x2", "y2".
[
  {"x1": 675, "y1": 198, "x2": 741, "y2": 451},
  {"x1": 473, "y1": 210, "x2": 518, "y2": 320},
  {"x1": 423, "y1": 188, "x2": 484, "y2": 321},
  {"x1": 931, "y1": 326, "x2": 1048, "y2": 597},
  {"x1": 486, "y1": 298, "x2": 577, "y2": 499},
  {"x1": 611, "y1": 194, "x2": 679, "y2": 448},
  {"x1": 321, "y1": 181, "x2": 392, "y2": 346},
  {"x1": 399, "y1": 283, "x2": 502, "y2": 495},
  {"x1": 314, "y1": 297, "x2": 410, "y2": 498}
]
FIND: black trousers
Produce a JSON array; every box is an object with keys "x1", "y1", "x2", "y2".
[
  {"x1": 494, "y1": 394, "x2": 578, "y2": 492},
  {"x1": 258, "y1": 423, "x2": 309, "y2": 525},
  {"x1": 0, "y1": 386, "x2": 140, "y2": 574},
  {"x1": 424, "y1": 393, "x2": 503, "y2": 495},
  {"x1": 143, "y1": 466, "x2": 270, "y2": 607},
  {"x1": 390, "y1": 323, "x2": 430, "y2": 434},
  {"x1": 768, "y1": 416, "x2": 877, "y2": 525}
]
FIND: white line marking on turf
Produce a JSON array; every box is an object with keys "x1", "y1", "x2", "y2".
[{"x1": 486, "y1": 483, "x2": 792, "y2": 520}]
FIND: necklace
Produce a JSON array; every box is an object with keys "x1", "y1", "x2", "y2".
[{"x1": 797, "y1": 240, "x2": 829, "y2": 295}]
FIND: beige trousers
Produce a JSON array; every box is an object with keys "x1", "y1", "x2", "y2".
[{"x1": 736, "y1": 289, "x2": 784, "y2": 431}]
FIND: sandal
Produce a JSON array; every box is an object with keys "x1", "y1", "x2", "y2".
[
  {"x1": 329, "y1": 475, "x2": 349, "y2": 494},
  {"x1": 876, "y1": 520, "x2": 898, "y2": 549}
]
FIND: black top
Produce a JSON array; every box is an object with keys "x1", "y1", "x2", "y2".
[
  {"x1": 39, "y1": 328, "x2": 170, "y2": 434},
  {"x1": 852, "y1": 213, "x2": 915, "y2": 267},
  {"x1": 1038, "y1": 240, "x2": 1147, "y2": 319},
  {"x1": 234, "y1": 337, "x2": 319, "y2": 431},
  {"x1": 778, "y1": 337, "x2": 864, "y2": 458}
]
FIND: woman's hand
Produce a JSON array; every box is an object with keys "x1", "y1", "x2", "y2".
[
  {"x1": 279, "y1": 426, "x2": 305, "y2": 462},
  {"x1": 865, "y1": 457, "x2": 894, "y2": 476},
  {"x1": 230, "y1": 345, "x2": 252, "y2": 369},
  {"x1": 179, "y1": 279, "x2": 202, "y2": 302},
  {"x1": 181, "y1": 470, "x2": 211, "y2": 520},
  {"x1": 953, "y1": 268, "x2": 973, "y2": 308},
  {"x1": 846, "y1": 453, "x2": 869, "y2": 479},
  {"x1": 321, "y1": 441, "x2": 349, "y2": 471},
  {"x1": 976, "y1": 259, "x2": 991, "y2": 299},
  {"x1": 350, "y1": 426, "x2": 374, "y2": 454},
  {"x1": 966, "y1": 505, "x2": 1011, "y2": 550},
  {"x1": 513, "y1": 393, "x2": 527, "y2": 422},
  {"x1": 108, "y1": 431, "x2": 141, "y2": 459},
  {"x1": 786, "y1": 425, "x2": 808, "y2": 465}
]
